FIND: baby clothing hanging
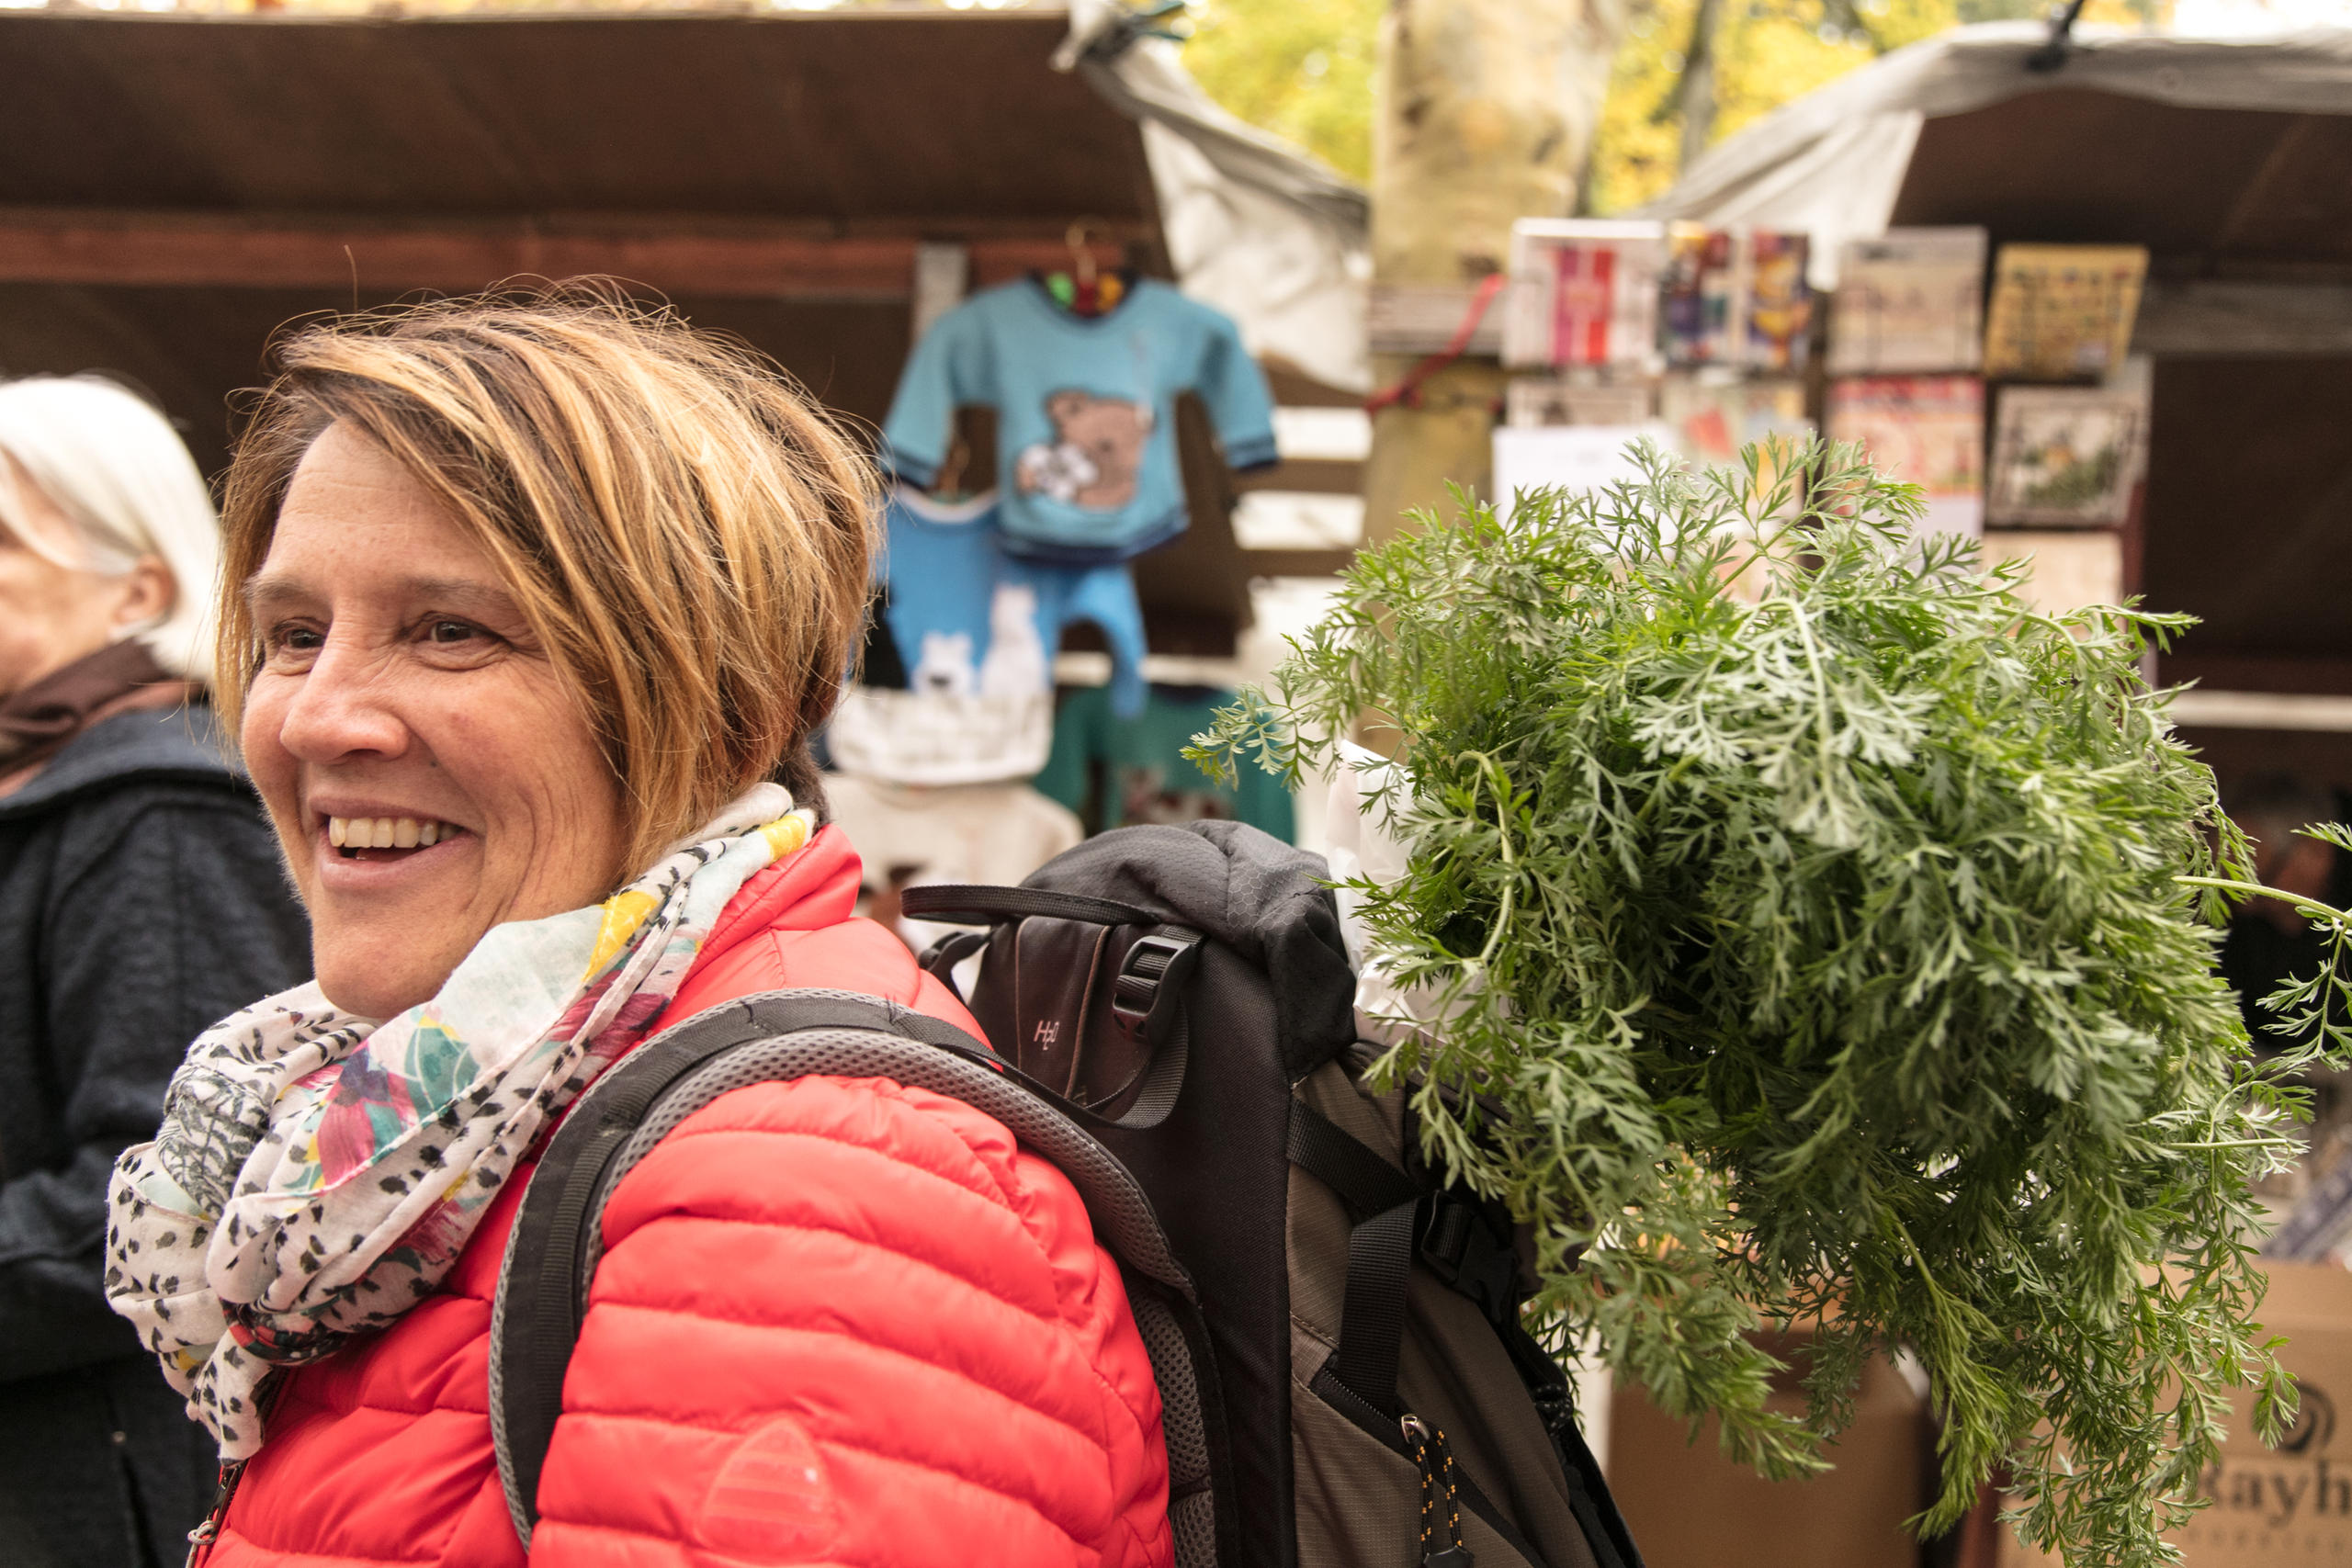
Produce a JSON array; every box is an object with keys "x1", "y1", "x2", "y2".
[
  {"x1": 1035, "y1": 682, "x2": 1295, "y2": 841},
  {"x1": 826, "y1": 487, "x2": 1149, "y2": 786},
  {"x1": 881, "y1": 277, "x2": 1278, "y2": 564}
]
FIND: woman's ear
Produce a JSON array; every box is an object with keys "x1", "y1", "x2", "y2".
[{"x1": 110, "y1": 554, "x2": 176, "y2": 637}]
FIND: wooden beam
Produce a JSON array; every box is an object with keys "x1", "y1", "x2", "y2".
[
  {"x1": 0, "y1": 209, "x2": 1141, "y2": 299},
  {"x1": 2168, "y1": 690, "x2": 2352, "y2": 732},
  {"x1": 2133, "y1": 280, "x2": 2352, "y2": 357},
  {"x1": 2163, "y1": 650, "x2": 2352, "y2": 697},
  {"x1": 1240, "y1": 547, "x2": 1359, "y2": 578}
]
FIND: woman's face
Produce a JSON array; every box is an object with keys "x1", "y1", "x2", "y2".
[
  {"x1": 241, "y1": 423, "x2": 630, "y2": 1020},
  {"x1": 0, "y1": 456, "x2": 174, "y2": 700}
]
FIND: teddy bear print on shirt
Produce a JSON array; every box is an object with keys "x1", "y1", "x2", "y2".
[{"x1": 1015, "y1": 389, "x2": 1154, "y2": 512}]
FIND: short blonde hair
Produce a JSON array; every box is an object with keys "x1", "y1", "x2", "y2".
[
  {"x1": 0, "y1": 375, "x2": 222, "y2": 680},
  {"x1": 216, "y1": 287, "x2": 876, "y2": 879}
]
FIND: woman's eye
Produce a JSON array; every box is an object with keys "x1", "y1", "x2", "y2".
[
  {"x1": 267, "y1": 624, "x2": 323, "y2": 655},
  {"x1": 425, "y1": 619, "x2": 481, "y2": 645}
]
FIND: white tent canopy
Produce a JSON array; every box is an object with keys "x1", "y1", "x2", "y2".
[
  {"x1": 1637, "y1": 23, "x2": 2352, "y2": 287},
  {"x1": 1059, "y1": 0, "x2": 1374, "y2": 392}
]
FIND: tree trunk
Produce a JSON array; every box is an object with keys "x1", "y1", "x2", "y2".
[
  {"x1": 1362, "y1": 0, "x2": 1630, "y2": 545},
  {"x1": 1679, "y1": 0, "x2": 1724, "y2": 171}
]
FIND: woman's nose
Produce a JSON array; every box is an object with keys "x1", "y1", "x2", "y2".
[{"x1": 274, "y1": 637, "x2": 410, "y2": 763}]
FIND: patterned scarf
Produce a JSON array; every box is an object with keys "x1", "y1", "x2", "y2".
[{"x1": 106, "y1": 784, "x2": 814, "y2": 1460}]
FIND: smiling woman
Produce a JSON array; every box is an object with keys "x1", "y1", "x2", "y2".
[
  {"x1": 233, "y1": 423, "x2": 632, "y2": 1020},
  {"x1": 102, "y1": 288, "x2": 1173, "y2": 1568},
  {"x1": 212, "y1": 296, "x2": 875, "y2": 909}
]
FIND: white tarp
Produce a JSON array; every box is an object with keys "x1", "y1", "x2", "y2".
[
  {"x1": 1636, "y1": 23, "x2": 2352, "y2": 288},
  {"x1": 1059, "y1": 0, "x2": 1374, "y2": 392}
]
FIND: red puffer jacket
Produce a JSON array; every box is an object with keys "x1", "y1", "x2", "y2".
[{"x1": 200, "y1": 827, "x2": 1173, "y2": 1568}]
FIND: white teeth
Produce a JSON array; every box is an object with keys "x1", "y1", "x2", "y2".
[{"x1": 324, "y1": 815, "x2": 455, "y2": 851}]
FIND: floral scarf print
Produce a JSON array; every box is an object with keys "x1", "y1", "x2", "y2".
[{"x1": 105, "y1": 784, "x2": 814, "y2": 1460}]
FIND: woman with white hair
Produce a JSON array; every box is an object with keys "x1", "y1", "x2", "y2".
[{"x1": 0, "y1": 376, "x2": 308, "y2": 1568}]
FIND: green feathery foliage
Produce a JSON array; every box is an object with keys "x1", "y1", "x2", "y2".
[{"x1": 1190, "y1": 437, "x2": 2348, "y2": 1568}]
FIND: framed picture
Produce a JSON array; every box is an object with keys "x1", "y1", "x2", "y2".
[
  {"x1": 1501, "y1": 219, "x2": 1667, "y2": 372},
  {"x1": 1983, "y1": 244, "x2": 2148, "y2": 382},
  {"x1": 1988, "y1": 384, "x2": 2145, "y2": 526},
  {"x1": 1505, "y1": 378, "x2": 1654, "y2": 428}
]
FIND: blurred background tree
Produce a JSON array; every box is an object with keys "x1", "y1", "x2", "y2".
[
  {"x1": 1184, "y1": 0, "x2": 2173, "y2": 211},
  {"x1": 1181, "y1": 0, "x2": 1385, "y2": 183}
]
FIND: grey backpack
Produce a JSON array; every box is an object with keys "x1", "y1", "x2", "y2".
[{"x1": 492, "y1": 820, "x2": 1642, "y2": 1568}]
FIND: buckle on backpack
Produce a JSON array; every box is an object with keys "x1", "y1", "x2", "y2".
[
  {"x1": 1110, "y1": 924, "x2": 1201, "y2": 1045},
  {"x1": 1419, "y1": 1190, "x2": 1520, "y2": 1329}
]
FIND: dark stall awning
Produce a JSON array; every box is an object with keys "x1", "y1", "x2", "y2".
[{"x1": 0, "y1": 6, "x2": 1159, "y2": 300}]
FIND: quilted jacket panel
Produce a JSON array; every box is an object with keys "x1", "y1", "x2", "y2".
[{"x1": 203, "y1": 827, "x2": 1171, "y2": 1568}]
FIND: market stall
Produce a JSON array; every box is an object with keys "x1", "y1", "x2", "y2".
[
  {"x1": 1634, "y1": 22, "x2": 2352, "y2": 796},
  {"x1": 0, "y1": 2, "x2": 1376, "y2": 909},
  {"x1": 1453, "y1": 25, "x2": 2352, "y2": 1568},
  {"x1": 0, "y1": 3, "x2": 1375, "y2": 622}
]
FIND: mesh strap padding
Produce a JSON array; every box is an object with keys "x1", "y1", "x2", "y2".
[
  {"x1": 1130, "y1": 1288, "x2": 1211, "y2": 1494},
  {"x1": 1170, "y1": 1491, "x2": 1219, "y2": 1568},
  {"x1": 491, "y1": 987, "x2": 1208, "y2": 1562}
]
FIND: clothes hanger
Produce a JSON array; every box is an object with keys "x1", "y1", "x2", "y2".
[
  {"x1": 1044, "y1": 218, "x2": 1126, "y2": 318},
  {"x1": 931, "y1": 433, "x2": 973, "y2": 503}
]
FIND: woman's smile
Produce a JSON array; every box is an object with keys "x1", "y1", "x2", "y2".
[
  {"x1": 325, "y1": 814, "x2": 461, "y2": 852},
  {"x1": 241, "y1": 422, "x2": 627, "y2": 1019},
  {"x1": 310, "y1": 805, "x2": 475, "y2": 886}
]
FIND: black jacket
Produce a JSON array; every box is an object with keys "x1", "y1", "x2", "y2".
[{"x1": 0, "y1": 705, "x2": 309, "y2": 1568}]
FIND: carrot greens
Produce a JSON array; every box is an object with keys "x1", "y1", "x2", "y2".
[{"x1": 1192, "y1": 438, "x2": 2352, "y2": 1568}]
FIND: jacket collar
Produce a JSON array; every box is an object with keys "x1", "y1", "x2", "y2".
[
  {"x1": 693, "y1": 822, "x2": 865, "y2": 966},
  {"x1": 0, "y1": 704, "x2": 243, "y2": 822}
]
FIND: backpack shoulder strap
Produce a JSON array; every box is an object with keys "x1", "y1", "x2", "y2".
[{"x1": 488, "y1": 986, "x2": 1213, "y2": 1556}]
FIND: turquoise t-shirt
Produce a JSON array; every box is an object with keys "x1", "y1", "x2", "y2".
[
  {"x1": 881, "y1": 278, "x2": 1278, "y2": 564},
  {"x1": 1035, "y1": 683, "x2": 1295, "y2": 841}
]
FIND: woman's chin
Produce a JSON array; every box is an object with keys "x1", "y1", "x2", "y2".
[
  {"x1": 312, "y1": 973, "x2": 437, "y2": 1024},
  {"x1": 298, "y1": 830, "x2": 483, "y2": 1016},
  {"x1": 311, "y1": 917, "x2": 474, "y2": 1021},
  {"x1": 313, "y1": 964, "x2": 446, "y2": 1022}
]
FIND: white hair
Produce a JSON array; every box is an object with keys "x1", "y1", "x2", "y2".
[{"x1": 0, "y1": 376, "x2": 221, "y2": 681}]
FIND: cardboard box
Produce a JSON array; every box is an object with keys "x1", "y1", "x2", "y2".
[
  {"x1": 1609, "y1": 1334, "x2": 1931, "y2": 1568},
  {"x1": 1991, "y1": 1261, "x2": 2352, "y2": 1568}
]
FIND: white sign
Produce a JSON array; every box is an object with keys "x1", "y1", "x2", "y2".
[{"x1": 1490, "y1": 423, "x2": 1676, "y2": 519}]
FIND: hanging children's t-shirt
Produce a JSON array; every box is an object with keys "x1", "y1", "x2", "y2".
[
  {"x1": 1034, "y1": 682, "x2": 1295, "y2": 841},
  {"x1": 881, "y1": 278, "x2": 1280, "y2": 564},
  {"x1": 826, "y1": 488, "x2": 1149, "y2": 786}
]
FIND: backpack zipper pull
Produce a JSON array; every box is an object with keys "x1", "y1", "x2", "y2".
[
  {"x1": 185, "y1": 1458, "x2": 245, "y2": 1568},
  {"x1": 186, "y1": 1371, "x2": 283, "y2": 1567},
  {"x1": 1401, "y1": 1413, "x2": 1476, "y2": 1567}
]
